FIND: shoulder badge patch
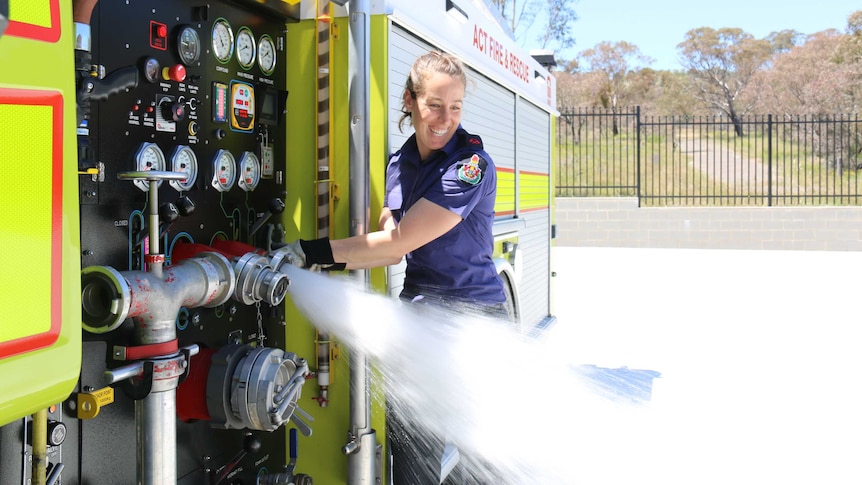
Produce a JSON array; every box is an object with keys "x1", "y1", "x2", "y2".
[{"x1": 457, "y1": 154, "x2": 484, "y2": 185}]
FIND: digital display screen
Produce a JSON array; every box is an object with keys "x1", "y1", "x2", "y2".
[{"x1": 257, "y1": 86, "x2": 285, "y2": 126}]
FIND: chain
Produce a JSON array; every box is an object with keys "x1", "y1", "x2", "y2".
[{"x1": 256, "y1": 301, "x2": 266, "y2": 347}]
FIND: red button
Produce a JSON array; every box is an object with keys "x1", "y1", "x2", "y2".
[{"x1": 167, "y1": 64, "x2": 186, "y2": 82}]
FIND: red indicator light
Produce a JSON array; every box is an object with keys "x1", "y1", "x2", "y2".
[{"x1": 150, "y1": 21, "x2": 168, "y2": 51}]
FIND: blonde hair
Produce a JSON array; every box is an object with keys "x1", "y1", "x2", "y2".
[{"x1": 398, "y1": 50, "x2": 468, "y2": 132}]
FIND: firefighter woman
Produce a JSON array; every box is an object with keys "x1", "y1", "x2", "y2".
[
  {"x1": 282, "y1": 50, "x2": 507, "y2": 483},
  {"x1": 282, "y1": 50, "x2": 509, "y2": 319}
]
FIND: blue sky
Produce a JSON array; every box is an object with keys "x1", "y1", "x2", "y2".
[{"x1": 525, "y1": 0, "x2": 860, "y2": 70}]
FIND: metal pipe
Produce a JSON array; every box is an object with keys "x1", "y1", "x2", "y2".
[
  {"x1": 147, "y1": 178, "x2": 163, "y2": 278},
  {"x1": 81, "y1": 252, "x2": 236, "y2": 342},
  {"x1": 30, "y1": 408, "x2": 48, "y2": 485},
  {"x1": 137, "y1": 389, "x2": 176, "y2": 484},
  {"x1": 81, "y1": 250, "x2": 235, "y2": 484},
  {"x1": 345, "y1": 0, "x2": 376, "y2": 483}
]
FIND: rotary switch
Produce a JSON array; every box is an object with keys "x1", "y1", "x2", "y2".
[{"x1": 161, "y1": 100, "x2": 186, "y2": 122}]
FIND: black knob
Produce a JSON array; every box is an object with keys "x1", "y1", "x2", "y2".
[
  {"x1": 161, "y1": 101, "x2": 186, "y2": 122},
  {"x1": 158, "y1": 202, "x2": 180, "y2": 223},
  {"x1": 46, "y1": 420, "x2": 67, "y2": 447},
  {"x1": 215, "y1": 128, "x2": 227, "y2": 140},
  {"x1": 243, "y1": 434, "x2": 262, "y2": 454},
  {"x1": 268, "y1": 197, "x2": 286, "y2": 215},
  {"x1": 176, "y1": 196, "x2": 195, "y2": 217}
]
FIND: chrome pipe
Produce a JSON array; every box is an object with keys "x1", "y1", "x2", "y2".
[
  {"x1": 136, "y1": 388, "x2": 176, "y2": 484},
  {"x1": 345, "y1": 0, "x2": 376, "y2": 483}
]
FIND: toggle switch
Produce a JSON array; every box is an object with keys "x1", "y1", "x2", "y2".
[{"x1": 248, "y1": 197, "x2": 285, "y2": 238}]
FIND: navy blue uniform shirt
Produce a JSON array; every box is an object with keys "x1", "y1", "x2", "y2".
[{"x1": 384, "y1": 125, "x2": 506, "y2": 306}]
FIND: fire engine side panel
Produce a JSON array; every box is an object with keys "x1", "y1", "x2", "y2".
[
  {"x1": 514, "y1": 98, "x2": 553, "y2": 327},
  {"x1": 0, "y1": 0, "x2": 81, "y2": 426}
]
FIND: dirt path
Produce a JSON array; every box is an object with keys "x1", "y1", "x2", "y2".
[{"x1": 678, "y1": 136, "x2": 778, "y2": 190}]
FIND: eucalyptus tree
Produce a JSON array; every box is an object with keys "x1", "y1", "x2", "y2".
[
  {"x1": 489, "y1": 0, "x2": 577, "y2": 51},
  {"x1": 677, "y1": 27, "x2": 772, "y2": 136},
  {"x1": 578, "y1": 41, "x2": 653, "y2": 133}
]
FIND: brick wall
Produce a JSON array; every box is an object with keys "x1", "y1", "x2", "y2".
[{"x1": 555, "y1": 197, "x2": 862, "y2": 251}]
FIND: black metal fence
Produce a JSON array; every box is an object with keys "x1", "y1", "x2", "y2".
[{"x1": 556, "y1": 106, "x2": 862, "y2": 206}]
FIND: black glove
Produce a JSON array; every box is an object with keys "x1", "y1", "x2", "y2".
[{"x1": 276, "y1": 238, "x2": 345, "y2": 271}]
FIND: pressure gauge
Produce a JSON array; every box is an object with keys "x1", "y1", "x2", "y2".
[
  {"x1": 142, "y1": 57, "x2": 160, "y2": 83},
  {"x1": 133, "y1": 142, "x2": 166, "y2": 192},
  {"x1": 237, "y1": 151, "x2": 261, "y2": 191},
  {"x1": 257, "y1": 35, "x2": 276, "y2": 75},
  {"x1": 177, "y1": 25, "x2": 201, "y2": 66},
  {"x1": 235, "y1": 27, "x2": 256, "y2": 70},
  {"x1": 211, "y1": 149, "x2": 236, "y2": 192},
  {"x1": 211, "y1": 18, "x2": 234, "y2": 64},
  {"x1": 169, "y1": 145, "x2": 198, "y2": 192}
]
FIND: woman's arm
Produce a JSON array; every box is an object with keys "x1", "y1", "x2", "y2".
[{"x1": 329, "y1": 198, "x2": 461, "y2": 270}]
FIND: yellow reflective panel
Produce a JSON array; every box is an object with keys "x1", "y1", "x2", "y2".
[
  {"x1": 519, "y1": 171, "x2": 549, "y2": 212},
  {"x1": 6, "y1": 0, "x2": 59, "y2": 42},
  {"x1": 495, "y1": 167, "x2": 516, "y2": 216},
  {"x1": 9, "y1": 0, "x2": 53, "y2": 28},
  {"x1": 0, "y1": 96, "x2": 56, "y2": 349}
]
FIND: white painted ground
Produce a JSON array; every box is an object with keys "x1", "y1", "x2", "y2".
[{"x1": 548, "y1": 246, "x2": 862, "y2": 484}]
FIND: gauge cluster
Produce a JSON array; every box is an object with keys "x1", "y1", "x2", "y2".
[
  {"x1": 79, "y1": 3, "x2": 291, "y2": 481},
  {"x1": 84, "y1": 0, "x2": 287, "y2": 227}
]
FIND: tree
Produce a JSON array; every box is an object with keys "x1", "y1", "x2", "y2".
[
  {"x1": 756, "y1": 30, "x2": 849, "y2": 115},
  {"x1": 490, "y1": 0, "x2": 577, "y2": 51},
  {"x1": 650, "y1": 70, "x2": 704, "y2": 117},
  {"x1": 753, "y1": 26, "x2": 862, "y2": 172},
  {"x1": 489, "y1": 0, "x2": 540, "y2": 41},
  {"x1": 578, "y1": 41, "x2": 653, "y2": 132},
  {"x1": 536, "y1": 0, "x2": 577, "y2": 51},
  {"x1": 766, "y1": 29, "x2": 805, "y2": 54},
  {"x1": 677, "y1": 27, "x2": 772, "y2": 136}
]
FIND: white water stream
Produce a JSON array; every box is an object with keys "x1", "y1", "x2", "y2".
[{"x1": 283, "y1": 247, "x2": 862, "y2": 484}]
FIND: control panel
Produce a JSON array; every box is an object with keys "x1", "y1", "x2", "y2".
[{"x1": 76, "y1": 1, "x2": 295, "y2": 483}]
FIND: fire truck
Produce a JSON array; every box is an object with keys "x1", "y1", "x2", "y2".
[{"x1": 0, "y1": 0, "x2": 556, "y2": 483}]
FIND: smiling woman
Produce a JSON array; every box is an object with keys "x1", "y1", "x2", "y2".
[
  {"x1": 280, "y1": 51, "x2": 510, "y2": 319},
  {"x1": 400, "y1": 66, "x2": 464, "y2": 159},
  {"x1": 277, "y1": 50, "x2": 512, "y2": 483}
]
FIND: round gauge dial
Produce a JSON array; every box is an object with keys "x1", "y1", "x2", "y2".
[
  {"x1": 237, "y1": 151, "x2": 261, "y2": 191},
  {"x1": 211, "y1": 149, "x2": 236, "y2": 192},
  {"x1": 235, "y1": 27, "x2": 256, "y2": 69},
  {"x1": 257, "y1": 35, "x2": 276, "y2": 75},
  {"x1": 143, "y1": 57, "x2": 160, "y2": 83},
  {"x1": 169, "y1": 145, "x2": 198, "y2": 192},
  {"x1": 133, "y1": 142, "x2": 166, "y2": 192},
  {"x1": 177, "y1": 26, "x2": 201, "y2": 66},
  {"x1": 211, "y1": 18, "x2": 234, "y2": 64}
]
